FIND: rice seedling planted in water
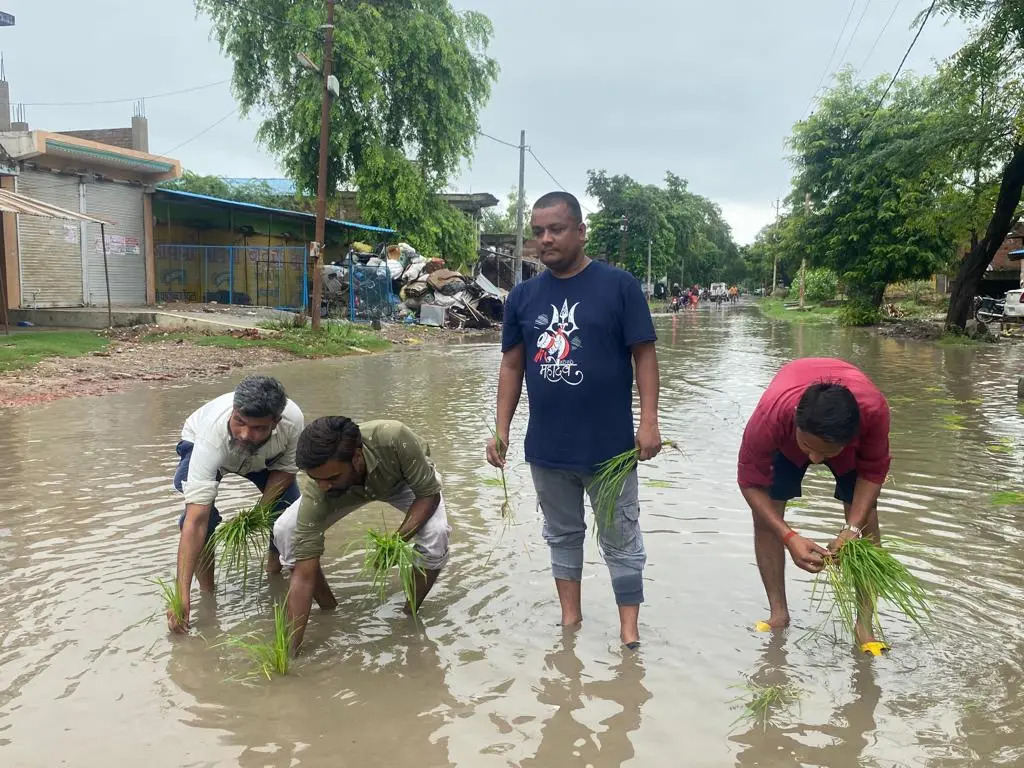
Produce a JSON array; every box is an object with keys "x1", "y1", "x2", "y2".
[
  {"x1": 991, "y1": 490, "x2": 1024, "y2": 506},
  {"x1": 204, "y1": 502, "x2": 273, "y2": 593},
  {"x1": 590, "y1": 441, "x2": 679, "y2": 530},
  {"x1": 482, "y1": 419, "x2": 513, "y2": 522},
  {"x1": 154, "y1": 577, "x2": 185, "y2": 627},
  {"x1": 730, "y1": 681, "x2": 803, "y2": 731},
  {"x1": 362, "y1": 525, "x2": 424, "y2": 615},
  {"x1": 224, "y1": 599, "x2": 292, "y2": 679},
  {"x1": 810, "y1": 537, "x2": 931, "y2": 642}
]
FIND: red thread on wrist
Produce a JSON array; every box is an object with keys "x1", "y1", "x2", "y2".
[{"x1": 783, "y1": 529, "x2": 798, "y2": 544}]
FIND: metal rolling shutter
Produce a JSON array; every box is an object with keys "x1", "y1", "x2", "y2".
[
  {"x1": 83, "y1": 181, "x2": 146, "y2": 305},
  {"x1": 16, "y1": 169, "x2": 84, "y2": 307}
]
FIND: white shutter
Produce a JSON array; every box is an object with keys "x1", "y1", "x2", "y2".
[
  {"x1": 83, "y1": 181, "x2": 146, "y2": 305},
  {"x1": 16, "y1": 169, "x2": 84, "y2": 307}
]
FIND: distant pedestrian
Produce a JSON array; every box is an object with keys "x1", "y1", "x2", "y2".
[{"x1": 486, "y1": 191, "x2": 662, "y2": 649}]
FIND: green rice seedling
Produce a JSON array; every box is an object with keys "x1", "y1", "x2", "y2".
[
  {"x1": 362, "y1": 524, "x2": 424, "y2": 616},
  {"x1": 810, "y1": 537, "x2": 931, "y2": 642},
  {"x1": 939, "y1": 413, "x2": 966, "y2": 431},
  {"x1": 154, "y1": 577, "x2": 185, "y2": 628},
  {"x1": 224, "y1": 599, "x2": 292, "y2": 679},
  {"x1": 729, "y1": 681, "x2": 803, "y2": 731},
  {"x1": 986, "y1": 438, "x2": 1015, "y2": 455},
  {"x1": 991, "y1": 490, "x2": 1024, "y2": 506},
  {"x1": 482, "y1": 419, "x2": 514, "y2": 523},
  {"x1": 590, "y1": 441, "x2": 680, "y2": 530},
  {"x1": 204, "y1": 502, "x2": 273, "y2": 593}
]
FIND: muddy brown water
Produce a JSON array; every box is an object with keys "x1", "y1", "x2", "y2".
[{"x1": 3, "y1": 304, "x2": 1024, "y2": 767}]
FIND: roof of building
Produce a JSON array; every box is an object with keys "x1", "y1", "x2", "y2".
[
  {"x1": 0, "y1": 130, "x2": 180, "y2": 182},
  {"x1": 153, "y1": 188, "x2": 395, "y2": 233}
]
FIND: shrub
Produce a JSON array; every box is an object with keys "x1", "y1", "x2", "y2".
[
  {"x1": 803, "y1": 268, "x2": 838, "y2": 303},
  {"x1": 772, "y1": 286, "x2": 790, "y2": 300},
  {"x1": 838, "y1": 302, "x2": 881, "y2": 327}
]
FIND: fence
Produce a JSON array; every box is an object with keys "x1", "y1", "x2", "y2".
[
  {"x1": 155, "y1": 245, "x2": 308, "y2": 310},
  {"x1": 344, "y1": 252, "x2": 399, "y2": 322}
]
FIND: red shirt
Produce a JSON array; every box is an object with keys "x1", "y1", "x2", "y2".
[{"x1": 737, "y1": 358, "x2": 891, "y2": 488}]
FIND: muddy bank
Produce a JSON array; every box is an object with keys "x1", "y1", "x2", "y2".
[{"x1": 0, "y1": 323, "x2": 499, "y2": 410}]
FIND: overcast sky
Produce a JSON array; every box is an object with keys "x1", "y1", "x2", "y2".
[{"x1": 1, "y1": 0, "x2": 969, "y2": 243}]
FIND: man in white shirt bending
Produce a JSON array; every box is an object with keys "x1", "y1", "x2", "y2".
[{"x1": 169, "y1": 375, "x2": 303, "y2": 631}]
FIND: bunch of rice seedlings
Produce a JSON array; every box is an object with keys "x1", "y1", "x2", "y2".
[
  {"x1": 810, "y1": 537, "x2": 931, "y2": 641},
  {"x1": 482, "y1": 419, "x2": 514, "y2": 523},
  {"x1": 730, "y1": 681, "x2": 803, "y2": 731},
  {"x1": 362, "y1": 526, "x2": 424, "y2": 616},
  {"x1": 590, "y1": 440, "x2": 679, "y2": 530},
  {"x1": 154, "y1": 577, "x2": 185, "y2": 629},
  {"x1": 204, "y1": 502, "x2": 273, "y2": 593},
  {"x1": 224, "y1": 599, "x2": 292, "y2": 680}
]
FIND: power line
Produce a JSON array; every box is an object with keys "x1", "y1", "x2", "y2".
[
  {"x1": 867, "y1": 0, "x2": 939, "y2": 123},
  {"x1": 19, "y1": 79, "x2": 230, "y2": 108},
  {"x1": 857, "y1": 0, "x2": 904, "y2": 74},
  {"x1": 801, "y1": 0, "x2": 860, "y2": 119},
  {"x1": 527, "y1": 148, "x2": 593, "y2": 214},
  {"x1": 835, "y1": 0, "x2": 874, "y2": 74},
  {"x1": 160, "y1": 108, "x2": 239, "y2": 156},
  {"x1": 477, "y1": 130, "x2": 519, "y2": 149}
]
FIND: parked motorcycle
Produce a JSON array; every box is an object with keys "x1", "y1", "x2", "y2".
[{"x1": 974, "y1": 294, "x2": 1006, "y2": 324}]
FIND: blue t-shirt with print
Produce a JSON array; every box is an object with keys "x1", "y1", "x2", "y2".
[{"x1": 501, "y1": 260, "x2": 657, "y2": 473}]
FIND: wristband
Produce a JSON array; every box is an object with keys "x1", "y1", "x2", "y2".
[
  {"x1": 842, "y1": 524, "x2": 863, "y2": 538},
  {"x1": 782, "y1": 529, "x2": 798, "y2": 544}
]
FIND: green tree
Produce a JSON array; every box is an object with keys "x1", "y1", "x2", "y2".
[
  {"x1": 160, "y1": 171, "x2": 279, "y2": 207},
  {"x1": 195, "y1": 0, "x2": 498, "y2": 267},
  {"x1": 787, "y1": 70, "x2": 957, "y2": 309},
  {"x1": 480, "y1": 187, "x2": 530, "y2": 236}
]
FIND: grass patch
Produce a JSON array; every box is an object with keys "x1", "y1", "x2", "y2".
[
  {"x1": 362, "y1": 525, "x2": 424, "y2": 616},
  {"x1": 147, "y1": 321, "x2": 390, "y2": 359},
  {"x1": 153, "y1": 577, "x2": 185, "y2": 629},
  {"x1": 986, "y1": 438, "x2": 1014, "y2": 455},
  {"x1": 756, "y1": 298, "x2": 842, "y2": 324},
  {"x1": 224, "y1": 599, "x2": 292, "y2": 679},
  {"x1": 939, "y1": 413, "x2": 966, "y2": 431},
  {"x1": 0, "y1": 330, "x2": 109, "y2": 372},
  {"x1": 730, "y1": 681, "x2": 803, "y2": 731},
  {"x1": 204, "y1": 503, "x2": 273, "y2": 594},
  {"x1": 810, "y1": 538, "x2": 930, "y2": 642},
  {"x1": 991, "y1": 491, "x2": 1024, "y2": 506}
]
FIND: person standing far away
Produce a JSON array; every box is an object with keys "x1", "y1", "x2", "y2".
[
  {"x1": 736, "y1": 358, "x2": 892, "y2": 655},
  {"x1": 169, "y1": 375, "x2": 303, "y2": 632},
  {"x1": 486, "y1": 191, "x2": 662, "y2": 649}
]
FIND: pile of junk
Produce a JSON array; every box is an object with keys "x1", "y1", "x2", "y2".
[{"x1": 321, "y1": 241, "x2": 506, "y2": 329}]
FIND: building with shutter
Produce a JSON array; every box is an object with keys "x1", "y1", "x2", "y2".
[{"x1": 0, "y1": 120, "x2": 181, "y2": 311}]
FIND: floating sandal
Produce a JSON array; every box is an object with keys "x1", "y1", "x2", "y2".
[
  {"x1": 860, "y1": 641, "x2": 890, "y2": 657},
  {"x1": 754, "y1": 620, "x2": 773, "y2": 632}
]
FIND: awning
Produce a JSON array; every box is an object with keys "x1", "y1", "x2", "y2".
[{"x1": 0, "y1": 187, "x2": 110, "y2": 223}]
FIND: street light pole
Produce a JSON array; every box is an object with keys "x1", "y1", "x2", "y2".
[
  {"x1": 618, "y1": 215, "x2": 628, "y2": 266},
  {"x1": 646, "y1": 238, "x2": 652, "y2": 297},
  {"x1": 310, "y1": 0, "x2": 335, "y2": 331}
]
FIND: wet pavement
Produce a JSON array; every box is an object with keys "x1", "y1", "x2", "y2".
[{"x1": 2, "y1": 302, "x2": 1024, "y2": 767}]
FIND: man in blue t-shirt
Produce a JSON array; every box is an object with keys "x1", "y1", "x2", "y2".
[{"x1": 486, "y1": 191, "x2": 662, "y2": 649}]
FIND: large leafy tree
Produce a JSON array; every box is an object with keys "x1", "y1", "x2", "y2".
[
  {"x1": 787, "y1": 71, "x2": 957, "y2": 309},
  {"x1": 480, "y1": 187, "x2": 530, "y2": 236},
  {"x1": 160, "y1": 171, "x2": 280, "y2": 207},
  {"x1": 196, "y1": 0, "x2": 498, "y2": 265}
]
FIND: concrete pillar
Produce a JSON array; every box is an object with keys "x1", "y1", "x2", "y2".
[
  {"x1": 143, "y1": 191, "x2": 156, "y2": 304},
  {"x1": 132, "y1": 115, "x2": 149, "y2": 153},
  {"x1": 0, "y1": 80, "x2": 10, "y2": 131}
]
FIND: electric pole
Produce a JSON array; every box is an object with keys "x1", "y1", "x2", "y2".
[
  {"x1": 771, "y1": 198, "x2": 780, "y2": 296},
  {"x1": 310, "y1": 0, "x2": 335, "y2": 331},
  {"x1": 513, "y1": 129, "x2": 526, "y2": 285},
  {"x1": 618, "y1": 215, "x2": 628, "y2": 266},
  {"x1": 800, "y1": 193, "x2": 810, "y2": 309},
  {"x1": 646, "y1": 238, "x2": 653, "y2": 297}
]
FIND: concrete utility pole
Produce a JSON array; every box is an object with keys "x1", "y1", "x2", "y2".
[
  {"x1": 618, "y1": 215, "x2": 629, "y2": 266},
  {"x1": 513, "y1": 129, "x2": 526, "y2": 285},
  {"x1": 310, "y1": 0, "x2": 335, "y2": 331},
  {"x1": 646, "y1": 238, "x2": 653, "y2": 297},
  {"x1": 800, "y1": 193, "x2": 811, "y2": 309},
  {"x1": 771, "y1": 198, "x2": 780, "y2": 296}
]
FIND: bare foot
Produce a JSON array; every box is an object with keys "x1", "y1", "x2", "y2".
[
  {"x1": 759, "y1": 611, "x2": 790, "y2": 630},
  {"x1": 620, "y1": 627, "x2": 640, "y2": 646},
  {"x1": 560, "y1": 612, "x2": 583, "y2": 627},
  {"x1": 854, "y1": 622, "x2": 876, "y2": 647},
  {"x1": 266, "y1": 551, "x2": 282, "y2": 575}
]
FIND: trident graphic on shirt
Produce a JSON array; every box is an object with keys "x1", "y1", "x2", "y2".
[{"x1": 534, "y1": 300, "x2": 583, "y2": 386}]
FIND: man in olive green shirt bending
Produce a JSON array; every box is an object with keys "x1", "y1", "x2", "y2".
[{"x1": 274, "y1": 417, "x2": 451, "y2": 653}]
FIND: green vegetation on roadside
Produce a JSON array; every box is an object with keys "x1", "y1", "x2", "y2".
[
  {"x1": 146, "y1": 322, "x2": 390, "y2": 359},
  {"x1": 756, "y1": 298, "x2": 842, "y2": 324},
  {"x1": 0, "y1": 331, "x2": 109, "y2": 372}
]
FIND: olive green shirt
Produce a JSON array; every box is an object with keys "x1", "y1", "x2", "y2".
[{"x1": 291, "y1": 420, "x2": 442, "y2": 561}]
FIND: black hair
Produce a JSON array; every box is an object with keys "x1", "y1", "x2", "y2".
[
  {"x1": 533, "y1": 191, "x2": 583, "y2": 224},
  {"x1": 296, "y1": 416, "x2": 363, "y2": 471},
  {"x1": 795, "y1": 382, "x2": 861, "y2": 445},
  {"x1": 233, "y1": 375, "x2": 287, "y2": 419}
]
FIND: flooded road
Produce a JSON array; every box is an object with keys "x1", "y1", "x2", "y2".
[{"x1": 3, "y1": 303, "x2": 1024, "y2": 767}]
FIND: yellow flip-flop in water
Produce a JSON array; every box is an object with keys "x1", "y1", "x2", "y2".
[
  {"x1": 754, "y1": 620, "x2": 773, "y2": 632},
  {"x1": 860, "y1": 641, "x2": 890, "y2": 656}
]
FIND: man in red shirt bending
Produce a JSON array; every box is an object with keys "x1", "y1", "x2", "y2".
[{"x1": 737, "y1": 358, "x2": 891, "y2": 653}]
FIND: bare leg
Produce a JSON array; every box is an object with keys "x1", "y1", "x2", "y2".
[
  {"x1": 845, "y1": 503, "x2": 882, "y2": 645},
  {"x1": 618, "y1": 604, "x2": 640, "y2": 646},
  {"x1": 555, "y1": 578, "x2": 583, "y2": 627},
  {"x1": 266, "y1": 550, "x2": 282, "y2": 575},
  {"x1": 403, "y1": 568, "x2": 442, "y2": 615},
  {"x1": 313, "y1": 565, "x2": 337, "y2": 610},
  {"x1": 197, "y1": 550, "x2": 215, "y2": 593},
  {"x1": 754, "y1": 500, "x2": 790, "y2": 628}
]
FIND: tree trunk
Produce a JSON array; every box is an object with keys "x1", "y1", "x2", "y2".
[{"x1": 946, "y1": 144, "x2": 1024, "y2": 329}]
